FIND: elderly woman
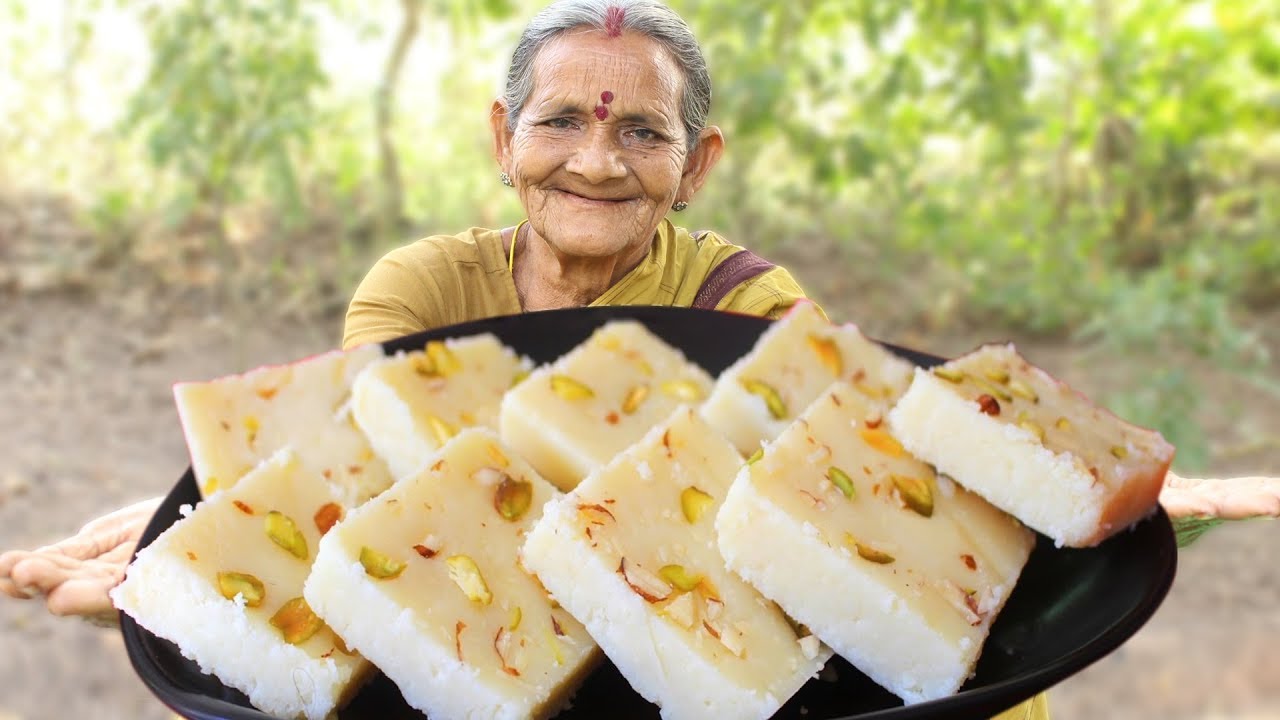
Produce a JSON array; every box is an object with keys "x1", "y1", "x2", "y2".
[
  {"x1": 342, "y1": 1, "x2": 805, "y2": 347},
  {"x1": 3, "y1": 1, "x2": 1273, "y2": 718}
]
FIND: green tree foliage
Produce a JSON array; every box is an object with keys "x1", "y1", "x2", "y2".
[{"x1": 125, "y1": 0, "x2": 326, "y2": 245}]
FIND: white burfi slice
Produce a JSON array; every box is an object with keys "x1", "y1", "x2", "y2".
[
  {"x1": 700, "y1": 300, "x2": 915, "y2": 455},
  {"x1": 351, "y1": 334, "x2": 530, "y2": 479},
  {"x1": 887, "y1": 343, "x2": 1176, "y2": 547},
  {"x1": 111, "y1": 449, "x2": 373, "y2": 720},
  {"x1": 523, "y1": 406, "x2": 830, "y2": 720},
  {"x1": 304, "y1": 428, "x2": 599, "y2": 720},
  {"x1": 716, "y1": 382, "x2": 1035, "y2": 704},
  {"x1": 500, "y1": 320, "x2": 714, "y2": 490},
  {"x1": 174, "y1": 344, "x2": 392, "y2": 506}
]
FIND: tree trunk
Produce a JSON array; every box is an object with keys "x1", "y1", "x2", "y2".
[{"x1": 375, "y1": 0, "x2": 423, "y2": 241}]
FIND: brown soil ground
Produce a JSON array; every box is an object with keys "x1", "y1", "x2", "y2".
[{"x1": 1, "y1": 240, "x2": 1277, "y2": 720}]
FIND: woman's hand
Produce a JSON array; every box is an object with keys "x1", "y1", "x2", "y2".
[
  {"x1": 0, "y1": 497, "x2": 161, "y2": 626},
  {"x1": 1160, "y1": 472, "x2": 1280, "y2": 520}
]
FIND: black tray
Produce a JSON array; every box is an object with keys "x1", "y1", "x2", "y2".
[{"x1": 120, "y1": 305, "x2": 1178, "y2": 720}]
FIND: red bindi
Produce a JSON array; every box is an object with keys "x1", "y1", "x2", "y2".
[
  {"x1": 605, "y1": 6, "x2": 625, "y2": 37},
  {"x1": 600, "y1": 90, "x2": 614, "y2": 105},
  {"x1": 594, "y1": 105, "x2": 609, "y2": 120}
]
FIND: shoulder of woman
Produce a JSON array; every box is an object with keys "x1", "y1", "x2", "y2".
[
  {"x1": 379, "y1": 227, "x2": 501, "y2": 268},
  {"x1": 672, "y1": 226, "x2": 823, "y2": 319}
]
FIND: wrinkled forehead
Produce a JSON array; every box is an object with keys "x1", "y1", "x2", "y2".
[{"x1": 528, "y1": 28, "x2": 685, "y2": 108}]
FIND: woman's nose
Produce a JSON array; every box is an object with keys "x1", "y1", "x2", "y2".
[{"x1": 565, "y1": 128, "x2": 626, "y2": 183}]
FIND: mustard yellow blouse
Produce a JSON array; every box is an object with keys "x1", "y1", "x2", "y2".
[
  {"x1": 343, "y1": 219, "x2": 809, "y2": 348},
  {"x1": 341, "y1": 220, "x2": 1050, "y2": 720}
]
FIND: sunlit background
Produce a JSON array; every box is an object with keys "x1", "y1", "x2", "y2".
[{"x1": 1, "y1": 0, "x2": 1277, "y2": 718}]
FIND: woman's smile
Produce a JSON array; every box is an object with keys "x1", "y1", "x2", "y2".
[{"x1": 554, "y1": 188, "x2": 636, "y2": 206}]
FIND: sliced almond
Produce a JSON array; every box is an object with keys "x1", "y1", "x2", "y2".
[
  {"x1": 577, "y1": 502, "x2": 617, "y2": 524},
  {"x1": 939, "y1": 580, "x2": 983, "y2": 626},
  {"x1": 494, "y1": 627, "x2": 520, "y2": 677},
  {"x1": 619, "y1": 558, "x2": 671, "y2": 602},
  {"x1": 661, "y1": 591, "x2": 697, "y2": 629},
  {"x1": 455, "y1": 621, "x2": 467, "y2": 661},
  {"x1": 704, "y1": 596, "x2": 725, "y2": 621},
  {"x1": 718, "y1": 624, "x2": 747, "y2": 658}
]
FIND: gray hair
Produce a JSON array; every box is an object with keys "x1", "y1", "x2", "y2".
[{"x1": 503, "y1": 0, "x2": 712, "y2": 151}]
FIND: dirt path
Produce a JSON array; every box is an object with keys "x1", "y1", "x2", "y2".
[{"x1": 1, "y1": 278, "x2": 1277, "y2": 719}]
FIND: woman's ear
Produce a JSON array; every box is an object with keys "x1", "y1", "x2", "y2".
[
  {"x1": 676, "y1": 125, "x2": 725, "y2": 204},
  {"x1": 490, "y1": 99, "x2": 514, "y2": 172}
]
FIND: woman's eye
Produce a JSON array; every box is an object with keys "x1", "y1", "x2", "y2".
[
  {"x1": 631, "y1": 128, "x2": 658, "y2": 141},
  {"x1": 547, "y1": 118, "x2": 575, "y2": 129}
]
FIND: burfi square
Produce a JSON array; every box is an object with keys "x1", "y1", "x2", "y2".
[
  {"x1": 174, "y1": 344, "x2": 393, "y2": 506},
  {"x1": 700, "y1": 300, "x2": 915, "y2": 455},
  {"x1": 304, "y1": 428, "x2": 599, "y2": 720},
  {"x1": 716, "y1": 381, "x2": 1036, "y2": 704},
  {"x1": 351, "y1": 334, "x2": 530, "y2": 479},
  {"x1": 500, "y1": 320, "x2": 714, "y2": 490},
  {"x1": 887, "y1": 343, "x2": 1175, "y2": 547},
  {"x1": 522, "y1": 406, "x2": 830, "y2": 720},
  {"x1": 112, "y1": 449, "x2": 373, "y2": 720}
]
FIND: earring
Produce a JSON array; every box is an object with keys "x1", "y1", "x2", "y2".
[
  {"x1": 500, "y1": 172, "x2": 513, "y2": 187},
  {"x1": 672, "y1": 201, "x2": 688, "y2": 212}
]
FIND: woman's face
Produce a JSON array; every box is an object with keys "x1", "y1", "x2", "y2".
[{"x1": 492, "y1": 29, "x2": 722, "y2": 261}]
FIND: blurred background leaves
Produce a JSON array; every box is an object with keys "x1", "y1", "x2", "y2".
[{"x1": 1, "y1": 0, "x2": 1278, "y2": 473}]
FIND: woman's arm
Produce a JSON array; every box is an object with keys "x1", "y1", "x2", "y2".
[
  {"x1": 1159, "y1": 472, "x2": 1280, "y2": 519},
  {"x1": 0, "y1": 497, "x2": 162, "y2": 625}
]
